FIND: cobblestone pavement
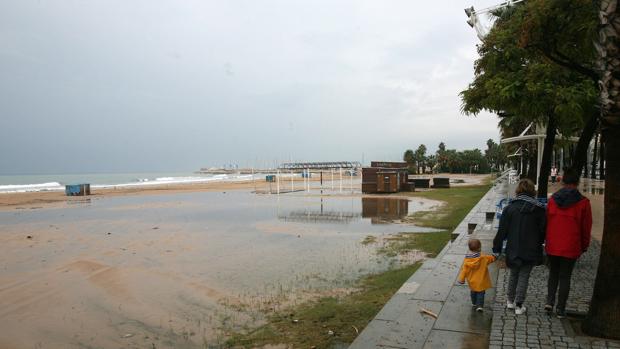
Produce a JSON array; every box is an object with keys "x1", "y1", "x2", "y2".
[{"x1": 491, "y1": 240, "x2": 620, "y2": 349}]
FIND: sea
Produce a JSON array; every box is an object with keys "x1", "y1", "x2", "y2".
[{"x1": 0, "y1": 172, "x2": 263, "y2": 193}]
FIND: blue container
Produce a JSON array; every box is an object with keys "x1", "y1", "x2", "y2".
[
  {"x1": 265, "y1": 175, "x2": 276, "y2": 183},
  {"x1": 65, "y1": 183, "x2": 90, "y2": 196},
  {"x1": 65, "y1": 184, "x2": 81, "y2": 196}
]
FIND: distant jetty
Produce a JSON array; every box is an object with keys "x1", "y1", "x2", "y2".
[
  {"x1": 198, "y1": 161, "x2": 362, "y2": 175},
  {"x1": 196, "y1": 168, "x2": 268, "y2": 174}
]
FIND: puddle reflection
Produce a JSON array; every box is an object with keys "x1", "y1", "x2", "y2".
[
  {"x1": 277, "y1": 197, "x2": 411, "y2": 225},
  {"x1": 362, "y1": 197, "x2": 409, "y2": 224},
  {"x1": 66, "y1": 197, "x2": 92, "y2": 205}
]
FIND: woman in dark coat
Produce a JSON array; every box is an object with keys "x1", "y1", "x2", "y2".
[{"x1": 493, "y1": 178, "x2": 546, "y2": 315}]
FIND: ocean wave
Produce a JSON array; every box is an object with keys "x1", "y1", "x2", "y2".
[
  {"x1": 0, "y1": 174, "x2": 261, "y2": 193},
  {"x1": 0, "y1": 182, "x2": 64, "y2": 193},
  {"x1": 92, "y1": 174, "x2": 257, "y2": 189}
]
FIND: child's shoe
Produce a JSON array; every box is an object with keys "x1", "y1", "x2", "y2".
[
  {"x1": 506, "y1": 300, "x2": 516, "y2": 309},
  {"x1": 476, "y1": 307, "x2": 484, "y2": 312},
  {"x1": 515, "y1": 305, "x2": 527, "y2": 315},
  {"x1": 556, "y1": 309, "x2": 567, "y2": 319},
  {"x1": 544, "y1": 304, "x2": 553, "y2": 312}
]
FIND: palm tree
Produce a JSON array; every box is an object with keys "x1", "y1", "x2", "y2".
[
  {"x1": 403, "y1": 149, "x2": 415, "y2": 173},
  {"x1": 583, "y1": 0, "x2": 620, "y2": 339},
  {"x1": 498, "y1": 116, "x2": 531, "y2": 178}
]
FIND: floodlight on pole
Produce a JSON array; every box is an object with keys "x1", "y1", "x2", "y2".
[
  {"x1": 464, "y1": 6, "x2": 475, "y2": 17},
  {"x1": 464, "y1": 0, "x2": 525, "y2": 40}
]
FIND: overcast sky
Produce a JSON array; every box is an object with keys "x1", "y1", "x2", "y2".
[{"x1": 0, "y1": 0, "x2": 501, "y2": 174}]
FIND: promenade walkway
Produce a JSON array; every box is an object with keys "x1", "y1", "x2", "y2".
[
  {"x1": 351, "y1": 176, "x2": 620, "y2": 349},
  {"x1": 491, "y1": 239, "x2": 619, "y2": 349},
  {"x1": 350, "y1": 176, "x2": 508, "y2": 348}
]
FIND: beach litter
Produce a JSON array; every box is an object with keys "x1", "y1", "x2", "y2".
[{"x1": 419, "y1": 307, "x2": 438, "y2": 319}]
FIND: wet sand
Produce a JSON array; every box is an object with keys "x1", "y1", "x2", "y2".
[
  {"x1": 0, "y1": 178, "x2": 285, "y2": 210},
  {"x1": 0, "y1": 188, "x2": 442, "y2": 348}
]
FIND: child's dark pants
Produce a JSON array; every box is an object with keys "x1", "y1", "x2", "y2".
[{"x1": 470, "y1": 290, "x2": 485, "y2": 307}]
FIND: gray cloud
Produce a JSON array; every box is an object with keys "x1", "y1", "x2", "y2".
[{"x1": 0, "y1": 0, "x2": 501, "y2": 174}]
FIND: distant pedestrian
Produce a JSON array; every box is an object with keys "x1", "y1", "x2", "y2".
[
  {"x1": 545, "y1": 169, "x2": 592, "y2": 318},
  {"x1": 493, "y1": 178, "x2": 546, "y2": 315},
  {"x1": 550, "y1": 166, "x2": 558, "y2": 183},
  {"x1": 458, "y1": 238, "x2": 496, "y2": 312}
]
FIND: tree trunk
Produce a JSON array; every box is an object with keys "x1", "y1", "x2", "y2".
[
  {"x1": 571, "y1": 111, "x2": 599, "y2": 176},
  {"x1": 600, "y1": 136, "x2": 606, "y2": 179},
  {"x1": 583, "y1": 123, "x2": 620, "y2": 339},
  {"x1": 563, "y1": 144, "x2": 571, "y2": 170},
  {"x1": 583, "y1": 0, "x2": 620, "y2": 338},
  {"x1": 527, "y1": 143, "x2": 537, "y2": 182},
  {"x1": 591, "y1": 132, "x2": 599, "y2": 179},
  {"x1": 537, "y1": 116, "x2": 557, "y2": 198}
]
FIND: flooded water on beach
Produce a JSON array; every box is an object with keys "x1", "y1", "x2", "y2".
[{"x1": 0, "y1": 191, "x2": 439, "y2": 348}]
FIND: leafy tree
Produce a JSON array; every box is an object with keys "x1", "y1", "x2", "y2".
[
  {"x1": 438, "y1": 142, "x2": 446, "y2": 152},
  {"x1": 485, "y1": 139, "x2": 508, "y2": 171},
  {"x1": 436, "y1": 142, "x2": 448, "y2": 172},
  {"x1": 521, "y1": 0, "x2": 600, "y2": 179},
  {"x1": 426, "y1": 155, "x2": 437, "y2": 174},
  {"x1": 403, "y1": 149, "x2": 416, "y2": 173},
  {"x1": 409, "y1": 142, "x2": 491, "y2": 174},
  {"x1": 414, "y1": 144, "x2": 427, "y2": 174},
  {"x1": 460, "y1": 1, "x2": 598, "y2": 197}
]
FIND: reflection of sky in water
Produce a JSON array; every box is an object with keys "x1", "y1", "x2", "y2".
[
  {"x1": 2, "y1": 191, "x2": 436, "y2": 233},
  {"x1": 0, "y1": 191, "x2": 438, "y2": 298}
]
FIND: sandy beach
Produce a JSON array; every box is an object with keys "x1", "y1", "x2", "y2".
[
  {"x1": 0, "y1": 173, "x2": 488, "y2": 210},
  {"x1": 0, "y1": 174, "x2": 450, "y2": 349},
  {"x1": 0, "y1": 174, "x2": 604, "y2": 348},
  {"x1": 0, "y1": 175, "x2": 335, "y2": 210}
]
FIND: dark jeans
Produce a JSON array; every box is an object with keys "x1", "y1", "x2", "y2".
[
  {"x1": 470, "y1": 290, "x2": 485, "y2": 307},
  {"x1": 547, "y1": 255, "x2": 577, "y2": 311}
]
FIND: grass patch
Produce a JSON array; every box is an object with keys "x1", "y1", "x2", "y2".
[
  {"x1": 361, "y1": 235, "x2": 377, "y2": 245},
  {"x1": 227, "y1": 263, "x2": 421, "y2": 349},
  {"x1": 378, "y1": 230, "x2": 452, "y2": 258},
  {"x1": 403, "y1": 183, "x2": 492, "y2": 231}
]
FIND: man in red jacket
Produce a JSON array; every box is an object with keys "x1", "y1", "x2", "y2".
[{"x1": 545, "y1": 168, "x2": 592, "y2": 318}]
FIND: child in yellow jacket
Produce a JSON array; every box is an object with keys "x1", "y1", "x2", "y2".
[{"x1": 458, "y1": 238, "x2": 497, "y2": 312}]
